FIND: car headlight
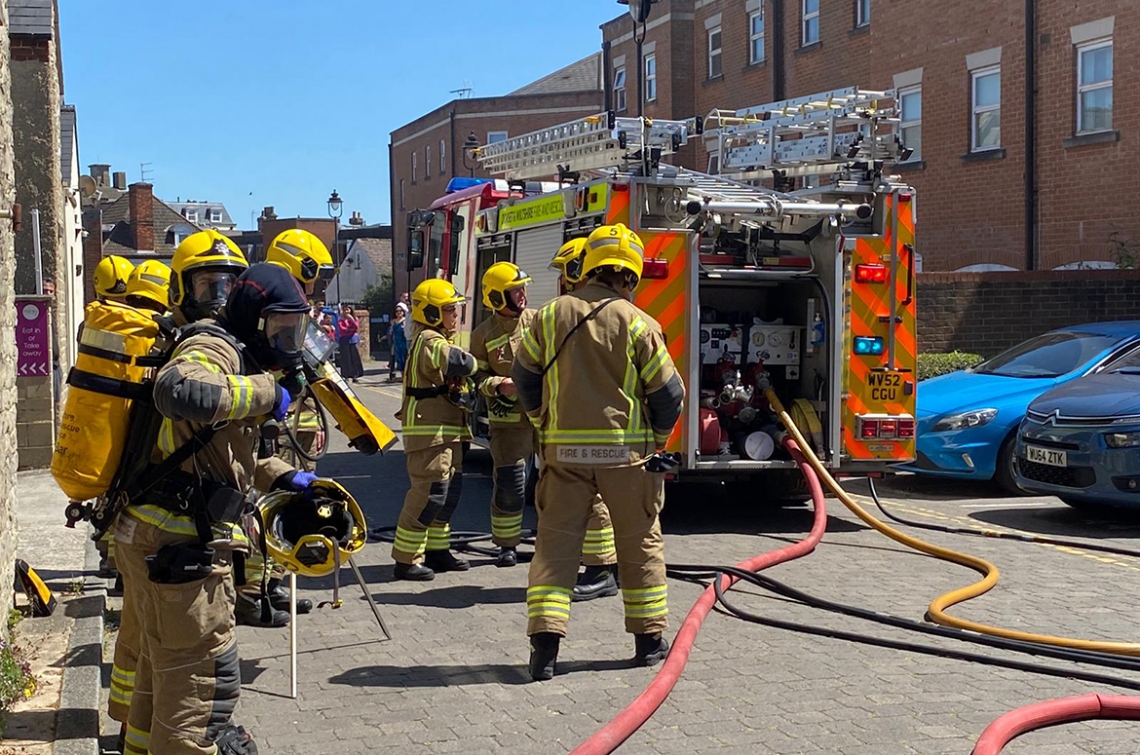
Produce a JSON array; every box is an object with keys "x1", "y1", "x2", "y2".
[
  {"x1": 932, "y1": 408, "x2": 998, "y2": 433},
  {"x1": 1105, "y1": 431, "x2": 1140, "y2": 449}
]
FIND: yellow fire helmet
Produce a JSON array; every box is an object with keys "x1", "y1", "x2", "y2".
[
  {"x1": 265, "y1": 229, "x2": 334, "y2": 288},
  {"x1": 258, "y1": 479, "x2": 367, "y2": 578},
  {"x1": 481, "y1": 261, "x2": 531, "y2": 311},
  {"x1": 411, "y1": 278, "x2": 466, "y2": 327},
  {"x1": 124, "y1": 260, "x2": 171, "y2": 312},
  {"x1": 169, "y1": 230, "x2": 249, "y2": 319},
  {"x1": 550, "y1": 238, "x2": 588, "y2": 285},
  {"x1": 94, "y1": 255, "x2": 135, "y2": 301},
  {"x1": 583, "y1": 223, "x2": 645, "y2": 282}
]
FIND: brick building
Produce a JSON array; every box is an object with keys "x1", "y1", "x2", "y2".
[
  {"x1": 596, "y1": 0, "x2": 1136, "y2": 272},
  {"x1": 389, "y1": 54, "x2": 604, "y2": 297}
]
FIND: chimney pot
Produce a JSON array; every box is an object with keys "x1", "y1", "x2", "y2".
[
  {"x1": 112, "y1": 172, "x2": 127, "y2": 190},
  {"x1": 129, "y1": 183, "x2": 155, "y2": 252},
  {"x1": 89, "y1": 164, "x2": 111, "y2": 187}
]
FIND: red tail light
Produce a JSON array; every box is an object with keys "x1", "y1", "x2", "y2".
[
  {"x1": 861, "y1": 420, "x2": 879, "y2": 439},
  {"x1": 642, "y1": 258, "x2": 669, "y2": 279},
  {"x1": 898, "y1": 419, "x2": 916, "y2": 438},
  {"x1": 855, "y1": 263, "x2": 888, "y2": 283}
]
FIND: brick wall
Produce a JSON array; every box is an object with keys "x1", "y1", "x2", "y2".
[{"x1": 918, "y1": 269, "x2": 1140, "y2": 356}]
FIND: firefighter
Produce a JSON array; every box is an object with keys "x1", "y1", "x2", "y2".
[
  {"x1": 114, "y1": 263, "x2": 311, "y2": 755},
  {"x1": 123, "y1": 260, "x2": 171, "y2": 314},
  {"x1": 549, "y1": 239, "x2": 620, "y2": 601},
  {"x1": 264, "y1": 229, "x2": 334, "y2": 297},
  {"x1": 470, "y1": 262, "x2": 536, "y2": 568},
  {"x1": 108, "y1": 232, "x2": 250, "y2": 753},
  {"x1": 391, "y1": 278, "x2": 478, "y2": 581},
  {"x1": 94, "y1": 254, "x2": 135, "y2": 303},
  {"x1": 513, "y1": 224, "x2": 684, "y2": 681}
]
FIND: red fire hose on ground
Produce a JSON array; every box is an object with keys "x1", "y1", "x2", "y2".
[
  {"x1": 568, "y1": 439, "x2": 828, "y2": 755},
  {"x1": 972, "y1": 694, "x2": 1140, "y2": 755}
]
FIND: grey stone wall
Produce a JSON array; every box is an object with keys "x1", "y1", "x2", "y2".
[{"x1": 0, "y1": 0, "x2": 23, "y2": 617}]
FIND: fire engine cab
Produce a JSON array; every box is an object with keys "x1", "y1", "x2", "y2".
[{"x1": 410, "y1": 87, "x2": 917, "y2": 488}]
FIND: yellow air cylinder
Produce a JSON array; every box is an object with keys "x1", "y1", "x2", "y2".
[{"x1": 51, "y1": 300, "x2": 160, "y2": 502}]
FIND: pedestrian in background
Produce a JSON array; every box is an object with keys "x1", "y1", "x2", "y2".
[
  {"x1": 337, "y1": 303, "x2": 364, "y2": 382},
  {"x1": 389, "y1": 307, "x2": 408, "y2": 383}
]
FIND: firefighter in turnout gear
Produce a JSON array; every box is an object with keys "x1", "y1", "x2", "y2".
[
  {"x1": 470, "y1": 262, "x2": 536, "y2": 568},
  {"x1": 169, "y1": 230, "x2": 250, "y2": 326},
  {"x1": 264, "y1": 229, "x2": 334, "y2": 297},
  {"x1": 392, "y1": 278, "x2": 478, "y2": 581},
  {"x1": 550, "y1": 239, "x2": 620, "y2": 601},
  {"x1": 513, "y1": 224, "x2": 685, "y2": 681},
  {"x1": 94, "y1": 254, "x2": 136, "y2": 302}
]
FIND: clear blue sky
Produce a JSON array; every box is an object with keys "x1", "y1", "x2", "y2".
[{"x1": 60, "y1": 1, "x2": 621, "y2": 229}]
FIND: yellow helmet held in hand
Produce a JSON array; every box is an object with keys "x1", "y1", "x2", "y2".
[
  {"x1": 94, "y1": 255, "x2": 135, "y2": 301},
  {"x1": 481, "y1": 261, "x2": 531, "y2": 311},
  {"x1": 170, "y1": 230, "x2": 249, "y2": 321},
  {"x1": 583, "y1": 223, "x2": 645, "y2": 283},
  {"x1": 257, "y1": 479, "x2": 367, "y2": 578},
  {"x1": 124, "y1": 260, "x2": 171, "y2": 312},
  {"x1": 265, "y1": 229, "x2": 333, "y2": 291},
  {"x1": 412, "y1": 278, "x2": 466, "y2": 327},
  {"x1": 550, "y1": 238, "x2": 588, "y2": 286}
]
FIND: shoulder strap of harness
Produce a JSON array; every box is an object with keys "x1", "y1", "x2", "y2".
[{"x1": 540, "y1": 297, "x2": 623, "y2": 377}]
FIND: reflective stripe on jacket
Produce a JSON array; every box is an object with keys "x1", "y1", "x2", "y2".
[
  {"x1": 401, "y1": 328, "x2": 477, "y2": 451},
  {"x1": 470, "y1": 309, "x2": 536, "y2": 425}
]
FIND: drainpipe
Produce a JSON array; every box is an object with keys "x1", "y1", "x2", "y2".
[
  {"x1": 1024, "y1": 0, "x2": 1037, "y2": 270},
  {"x1": 773, "y1": 0, "x2": 786, "y2": 100},
  {"x1": 449, "y1": 109, "x2": 457, "y2": 178},
  {"x1": 602, "y1": 39, "x2": 613, "y2": 111}
]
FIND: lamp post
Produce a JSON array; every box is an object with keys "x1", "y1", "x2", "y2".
[
  {"x1": 617, "y1": 0, "x2": 658, "y2": 117},
  {"x1": 327, "y1": 189, "x2": 343, "y2": 303},
  {"x1": 462, "y1": 131, "x2": 480, "y2": 177}
]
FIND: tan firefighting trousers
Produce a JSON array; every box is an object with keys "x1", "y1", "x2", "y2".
[
  {"x1": 392, "y1": 442, "x2": 464, "y2": 564},
  {"x1": 583, "y1": 499, "x2": 617, "y2": 567},
  {"x1": 527, "y1": 460, "x2": 667, "y2": 636},
  {"x1": 115, "y1": 514, "x2": 242, "y2": 755},
  {"x1": 108, "y1": 573, "x2": 139, "y2": 723},
  {"x1": 489, "y1": 424, "x2": 536, "y2": 548}
]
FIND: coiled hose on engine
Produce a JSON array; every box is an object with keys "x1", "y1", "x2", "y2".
[{"x1": 764, "y1": 388, "x2": 1140, "y2": 657}]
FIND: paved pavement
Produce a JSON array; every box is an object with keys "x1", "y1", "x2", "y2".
[{"x1": 107, "y1": 367, "x2": 1140, "y2": 754}]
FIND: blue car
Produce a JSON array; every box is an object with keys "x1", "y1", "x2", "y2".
[
  {"x1": 905, "y1": 322, "x2": 1140, "y2": 493},
  {"x1": 1016, "y1": 345, "x2": 1140, "y2": 509}
]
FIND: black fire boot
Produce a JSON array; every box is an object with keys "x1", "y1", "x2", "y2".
[
  {"x1": 495, "y1": 547, "x2": 518, "y2": 568},
  {"x1": 267, "y1": 578, "x2": 313, "y2": 614},
  {"x1": 424, "y1": 550, "x2": 470, "y2": 572},
  {"x1": 634, "y1": 633, "x2": 670, "y2": 667},
  {"x1": 235, "y1": 594, "x2": 290, "y2": 628},
  {"x1": 393, "y1": 562, "x2": 435, "y2": 581},
  {"x1": 572, "y1": 565, "x2": 618, "y2": 602},
  {"x1": 528, "y1": 632, "x2": 561, "y2": 681}
]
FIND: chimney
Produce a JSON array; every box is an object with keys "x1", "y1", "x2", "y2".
[
  {"x1": 89, "y1": 164, "x2": 111, "y2": 187},
  {"x1": 262, "y1": 206, "x2": 277, "y2": 220},
  {"x1": 112, "y1": 172, "x2": 127, "y2": 190},
  {"x1": 129, "y1": 182, "x2": 155, "y2": 252},
  {"x1": 81, "y1": 208, "x2": 103, "y2": 304}
]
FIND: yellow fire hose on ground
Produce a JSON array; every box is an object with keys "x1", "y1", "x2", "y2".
[{"x1": 765, "y1": 388, "x2": 1140, "y2": 658}]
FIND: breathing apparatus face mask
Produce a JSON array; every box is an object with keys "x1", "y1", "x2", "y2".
[
  {"x1": 189, "y1": 270, "x2": 238, "y2": 318},
  {"x1": 258, "y1": 311, "x2": 309, "y2": 371}
]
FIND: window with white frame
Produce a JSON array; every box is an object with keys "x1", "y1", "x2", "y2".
[
  {"x1": 183, "y1": 208, "x2": 198, "y2": 223},
  {"x1": 440, "y1": 139, "x2": 446, "y2": 174},
  {"x1": 750, "y1": 9, "x2": 765, "y2": 63},
  {"x1": 412, "y1": 152, "x2": 417, "y2": 183},
  {"x1": 802, "y1": 0, "x2": 819, "y2": 45},
  {"x1": 209, "y1": 208, "x2": 222, "y2": 224},
  {"x1": 708, "y1": 26, "x2": 723, "y2": 78},
  {"x1": 614, "y1": 67, "x2": 627, "y2": 112},
  {"x1": 856, "y1": 0, "x2": 870, "y2": 27},
  {"x1": 645, "y1": 54, "x2": 657, "y2": 102},
  {"x1": 426, "y1": 145, "x2": 432, "y2": 177},
  {"x1": 1077, "y1": 39, "x2": 1112, "y2": 133},
  {"x1": 487, "y1": 131, "x2": 509, "y2": 144},
  {"x1": 899, "y1": 86, "x2": 921, "y2": 160},
  {"x1": 971, "y1": 65, "x2": 1001, "y2": 151}
]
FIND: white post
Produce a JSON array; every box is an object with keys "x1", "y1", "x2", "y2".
[
  {"x1": 289, "y1": 572, "x2": 297, "y2": 699},
  {"x1": 31, "y1": 209, "x2": 42, "y2": 295}
]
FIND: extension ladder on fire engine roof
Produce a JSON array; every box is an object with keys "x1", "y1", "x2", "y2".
[
  {"x1": 671, "y1": 167, "x2": 872, "y2": 221},
  {"x1": 477, "y1": 111, "x2": 701, "y2": 181},
  {"x1": 706, "y1": 86, "x2": 906, "y2": 180}
]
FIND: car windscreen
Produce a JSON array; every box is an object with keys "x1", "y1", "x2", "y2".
[
  {"x1": 973, "y1": 332, "x2": 1118, "y2": 378},
  {"x1": 1104, "y1": 343, "x2": 1140, "y2": 374}
]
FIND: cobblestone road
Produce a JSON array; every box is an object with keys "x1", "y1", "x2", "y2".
[{"x1": 103, "y1": 368, "x2": 1140, "y2": 754}]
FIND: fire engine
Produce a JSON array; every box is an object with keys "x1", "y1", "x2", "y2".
[{"x1": 408, "y1": 87, "x2": 917, "y2": 487}]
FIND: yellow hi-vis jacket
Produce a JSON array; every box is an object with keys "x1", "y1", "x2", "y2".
[
  {"x1": 512, "y1": 281, "x2": 684, "y2": 467},
  {"x1": 470, "y1": 308, "x2": 537, "y2": 425},
  {"x1": 400, "y1": 327, "x2": 478, "y2": 452}
]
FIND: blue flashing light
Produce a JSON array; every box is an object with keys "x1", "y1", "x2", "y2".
[
  {"x1": 853, "y1": 336, "x2": 885, "y2": 356},
  {"x1": 445, "y1": 177, "x2": 493, "y2": 194}
]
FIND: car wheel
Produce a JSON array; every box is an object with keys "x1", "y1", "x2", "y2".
[{"x1": 993, "y1": 434, "x2": 1027, "y2": 496}]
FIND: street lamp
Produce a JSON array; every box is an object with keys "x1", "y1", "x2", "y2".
[
  {"x1": 617, "y1": 0, "x2": 659, "y2": 117},
  {"x1": 461, "y1": 132, "x2": 480, "y2": 177},
  {"x1": 327, "y1": 189, "x2": 343, "y2": 303}
]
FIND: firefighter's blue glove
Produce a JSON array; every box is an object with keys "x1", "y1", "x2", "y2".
[
  {"x1": 279, "y1": 470, "x2": 318, "y2": 492},
  {"x1": 272, "y1": 384, "x2": 291, "y2": 422}
]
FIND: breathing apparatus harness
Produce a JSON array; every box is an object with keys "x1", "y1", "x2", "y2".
[{"x1": 404, "y1": 329, "x2": 478, "y2": 412}]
